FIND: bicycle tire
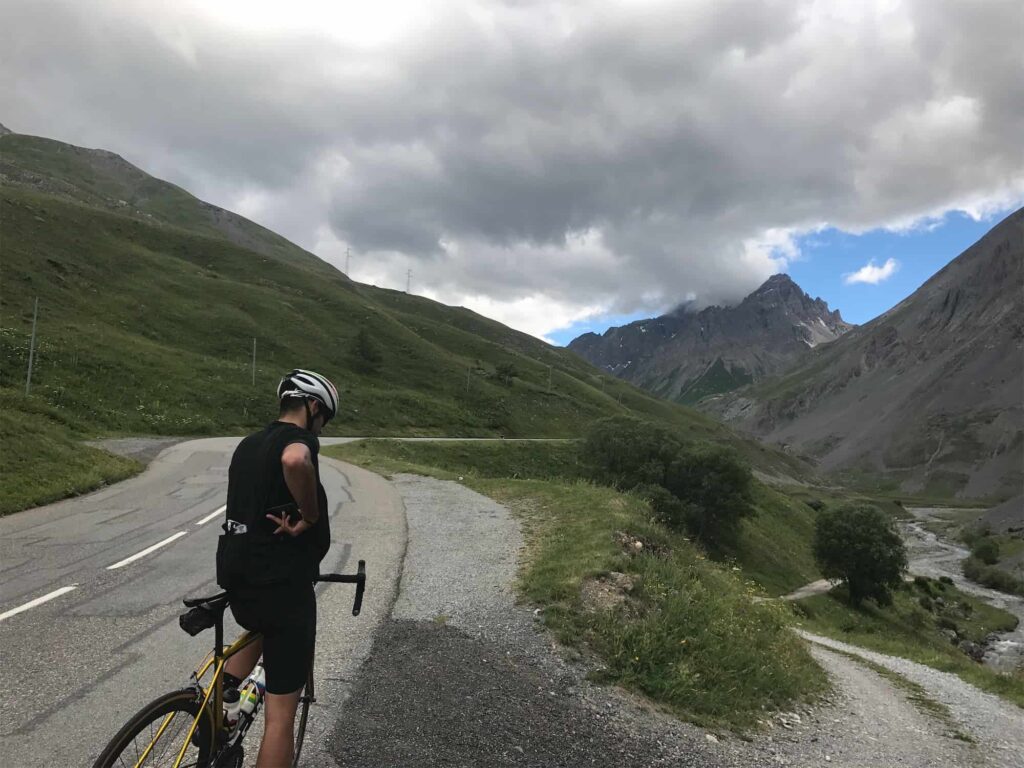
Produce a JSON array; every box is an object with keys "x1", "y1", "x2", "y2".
[
  {"x1": 291, "y1": 668, "x2": 315, "y2": 767},
  {"x1": 92, "y1": 688, "x2": 216, "y2": 768}
]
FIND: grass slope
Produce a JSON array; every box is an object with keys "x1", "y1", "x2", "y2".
[
  {"x1": 326, "y1": 440, "x2": 827, "y2": 728},
  {"x1": 0, "y1": 389, "x2": 141, "y2": 513}
]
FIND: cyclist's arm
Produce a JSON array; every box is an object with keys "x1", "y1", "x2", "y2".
[{"x1": 281, "y1": 442, "x2": 319, "y2": 524}]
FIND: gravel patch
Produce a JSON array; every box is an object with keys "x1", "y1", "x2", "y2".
[
  {"x1": 800, "y1": 630, "x2": 1024, "y2": 767},
  {"x1": 327, "y1": 473, "x2": 1009, "y2": 767}
]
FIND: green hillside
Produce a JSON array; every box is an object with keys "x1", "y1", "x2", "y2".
[{"x1": 0, "y1": 130, "x2": 812, "y2": 510}]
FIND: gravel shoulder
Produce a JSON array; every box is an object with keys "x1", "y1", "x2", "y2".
[{"x1": 326, "y1": 473, "x2": 1011, "y2": 767}]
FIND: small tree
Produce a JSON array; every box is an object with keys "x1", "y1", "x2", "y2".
[
  {"x1": 580, "y1": 416, "x2": 683, "y2": 489},
  {"x1": 813, "y1": 504, "x2": 907, "y2": 607},
  {"x1": 970, "y1": 538, "x2": 999, "y2": 565},
  {"x1": 494, "y1": 362, "x2": 518, "y2": 386},
  {"x1": 663, "y1": 446, "x2": 755, "y2": 547},
  {"x1": 351, "y1": 327, "x2": 382, "y2": 372}
]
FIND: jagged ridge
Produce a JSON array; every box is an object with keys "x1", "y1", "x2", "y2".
[{"x1": 568, "y1": 274, "x2": 852, "y2": 404}]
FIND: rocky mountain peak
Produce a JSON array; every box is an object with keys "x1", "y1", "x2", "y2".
[{"x1": 568, "y1": 275, "x2": 854, "y2": 404}]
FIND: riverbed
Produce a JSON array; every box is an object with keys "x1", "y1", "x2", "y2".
[{"x1": 903, "y1": 507, "x2": 1024, "y2": 673}]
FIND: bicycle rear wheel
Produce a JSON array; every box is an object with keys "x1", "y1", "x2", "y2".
[
  {"x1": 92, "y1": 688, "x2": 215, "y2": 768},
  {"x1": 291, "y1": 669, "x2": 314, "y2": 767}
]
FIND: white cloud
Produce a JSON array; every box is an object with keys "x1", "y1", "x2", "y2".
[
  {"x1": 844, "y1": 258, "x2": 900, "y2": 285},
  {"x1": 1, "y1": 0, "x2": 1022, "y2": 339}
]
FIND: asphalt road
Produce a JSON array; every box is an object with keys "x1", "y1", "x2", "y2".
[{"x1": 0, "y1": 437, "x2": 405, "y2": 767}]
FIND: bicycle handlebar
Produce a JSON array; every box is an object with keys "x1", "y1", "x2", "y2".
[{"x1": 317, "y1": 560, "x2": 367, "y2": 616}]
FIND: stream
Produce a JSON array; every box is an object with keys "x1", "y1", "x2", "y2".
[{"x1": 903, "y1": 507, "x2": 1024, "y2": 673}]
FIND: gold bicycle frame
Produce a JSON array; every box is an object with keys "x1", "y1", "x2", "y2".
[{"x1": 131, "y1": 629, "x2": 260, "y2": 768}]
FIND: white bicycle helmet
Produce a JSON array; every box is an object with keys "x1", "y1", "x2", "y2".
[{"x1": 278, "y1": 368, "x2": 339, "y2": 422}]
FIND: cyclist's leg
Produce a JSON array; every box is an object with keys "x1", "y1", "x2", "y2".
[
  {"x1": 224, "y1": 635, "x2": 262, "y2": 681},
  {"x1": 255, "y1": 583, "x2": 316, "y2": 765},
  {"x1": 256, "y1": 689, "x2": 301, "y2": 768}
]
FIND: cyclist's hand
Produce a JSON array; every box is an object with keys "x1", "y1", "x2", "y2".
[{"x1": 266, "y1": 512, "x2": 311, "y2": 537}]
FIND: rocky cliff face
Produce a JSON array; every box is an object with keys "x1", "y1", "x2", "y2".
[
  {"x1": 568, "y1": 274, "x2": 852, "y2": 404},
  {"x1": 707, "y1": 208, "x2": 1024, "y2": 500}
]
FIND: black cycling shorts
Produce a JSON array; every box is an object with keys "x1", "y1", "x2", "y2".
[{"x1": 229, "y1": 582, "x2": 316, "y2": 695}]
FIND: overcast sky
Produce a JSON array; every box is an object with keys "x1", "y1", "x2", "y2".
[{"x1": 3, "y1": 0, "x2": 1022, "y2": 340}]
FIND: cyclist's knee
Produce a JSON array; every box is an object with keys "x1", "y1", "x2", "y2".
[{"x1": 262, "y1": 690, "x2": 300, "y2": 727}]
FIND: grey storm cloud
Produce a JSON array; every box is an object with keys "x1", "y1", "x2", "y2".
[{"x1": 3, "y1": 0, "x2": 1023, "y2": 333}]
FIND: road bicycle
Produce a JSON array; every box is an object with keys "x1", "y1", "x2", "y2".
[{"x1": 92, "y1": 562, "x2": 367, "y2": 768}]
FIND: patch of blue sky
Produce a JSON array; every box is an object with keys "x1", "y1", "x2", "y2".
[{"x1": 786, "y1": 207, "x2": 1017, "y2": 325}]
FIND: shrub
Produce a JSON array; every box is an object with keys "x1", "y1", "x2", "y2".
[
  {"x1": 971, "y1": 538, "x2": 1000, "y2": 565},
  {"x1": 918, "y1": 595, "x2": 934, "y2": 612},
  {"x1": 913, "y1": 576, "x2": 935, "y2": 596},
  {"x1": 634, "y1": 483, "x2": 692, "y2": 532},
  {"x1": 350, "y1": 327, "x2": 383, "y2": 372},
  {"x1": 939, "y1": 575, "x2": 954, "y2": 585},
  {"x1": 663, "y1": 446, "x2": 755, "y2": 549},
  {"x1": 936, "y1": 616, "x2": 959, "y2": 633},
  {"x1": 907, "y1": 608, "x2": 929, "y2": 629},
  {"x1": 963, "y1": 557, "x2": 1024, "y2": 596},
  {"x1": 580, "y1": 416, "x2": 683, "y2": 490},
  {"x1": 813, "y1": 504, "x2": 907, "y2": 607}
]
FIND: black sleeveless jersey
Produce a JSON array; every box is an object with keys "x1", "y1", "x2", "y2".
[{"x1": 220, "y1": 421, "x2": 330, "y2": 588}]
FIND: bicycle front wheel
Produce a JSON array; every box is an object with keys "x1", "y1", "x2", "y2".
[
  {"x1": 92, "y1": 688, "x2": 216, "y2": 768},
  {"x1": 292, "y1": 669, "x2": 314, "y2": 767}
]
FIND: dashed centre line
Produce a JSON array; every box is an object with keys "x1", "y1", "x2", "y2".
[
  {"x1": 0, "y1": 585, "x2": 79, "y2": 622},
  {"x1": 106, "y1": 531, "x2": 188, "y2": 570},
  {"x1": 196, "y1": 504, "x2": 226, "y2": 526}
]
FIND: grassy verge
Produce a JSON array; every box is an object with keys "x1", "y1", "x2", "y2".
[
  {"x1": 326, "y1": 440, "x2": 828, "y2": 728},
  {"x1": 332, "y1": 438, "x2": 584, "y2": 481},
  {"x1": 794, "y1": 577, "x2": 1024, "y2": 708},
  {"x1": 337, "y1": 438, "x2": 823, "y2": 597},
  {"x1": 0, "y1": 390, "x2": 142, "y2": 514}
]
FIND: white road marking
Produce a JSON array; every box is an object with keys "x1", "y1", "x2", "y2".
[
  {"x1": 0, "y1": 585, "x2": 79, "y2": 622},
  {"x1": 106, "y1": 532, "x2": 188, "y2": 570},
  {"x1": 196, "y1": 504, "x2": 227, "y2": 526}
]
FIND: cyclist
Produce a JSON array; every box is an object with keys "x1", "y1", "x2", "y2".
[{"x1": 215, "y1": 368, "x2": 338, "y2": 768}]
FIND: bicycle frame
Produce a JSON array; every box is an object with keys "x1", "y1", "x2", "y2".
[
  {"x1": 131, "y1": 562, "x2": 365, "y2": 768},
  {"x1": 169, "y1": 628, "x2": 261, "y2": 768},
  {"x1": 138, "y1": 617, "x2": 259, "y2": 768}
]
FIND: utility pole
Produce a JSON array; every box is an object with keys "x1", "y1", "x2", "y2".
[
  {"x1": 251, "y1": 337, "x2": 256, "y2": 386},
  {"x1": 466, "y1": 366, "x2": 472, "y2": 394},
  {"x1": 406, "y1": 269, "x2": 412, "y2": 293},
  {"x1": 547, "y1": 365, "x2": 553, "y2": 394},
  {"x1": 345, "y1": 247, "x2": 351, "y2": 275},
  {"x1": 25, "y1": 297, "x2": 39, "y2": 396}
]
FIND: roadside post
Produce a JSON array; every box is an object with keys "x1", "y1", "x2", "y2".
[{"x1": 25, "y1": 297, "x2": 39, "y2": 396}]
